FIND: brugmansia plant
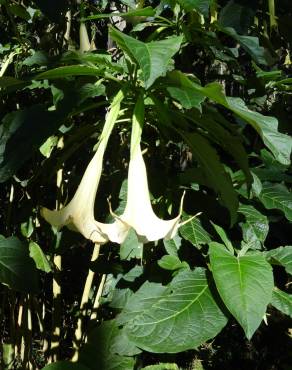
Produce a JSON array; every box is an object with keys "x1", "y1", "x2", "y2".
[{"x1": 1, "y1": 0, "x2": 292, "y2": 369}]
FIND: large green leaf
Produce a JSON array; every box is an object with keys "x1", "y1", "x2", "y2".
[
  {"x1": 226, "y1": 97, "x2": 292, "y2": 165},
  {"x1": 109, "y1": 27, "x2": 183, "y2": 88},
  {"x1": 181, "y1": 132, "x2": 238, "y2": 224},
  {"x1": 265, "y1": 246, "x2": 292, "y2": 275},
  {"x1": 218, "y1": 0, "x2": 255, "y2": 34},
  {"x1": 271, "y1": 287, "x2": 292, "y2": 318},
  {"x1": 179, "y1": 216, "x2": 211, "y2": 247},
  {"x1": 0, "y1": 237, "x2": 38, "y2": 293},
  {"x1": 238, "y1": 205, "x2": 269, "y2": 245},
  {"x1": 117, "y1": 282, "x2": 168, "y2": 325},
  {"x1": 183, "y1": 108, "x2": 252, "y2": 184},
  {"x1": 168, "y1": 71, "x2": 292, "y2": 165},
  {"x1": 259, "y1": 183, "x2": 292, "y2": 221},
  {"x1": 209, "y1": 242, "x2": 274, "y2": 339},
  {"x1": 79, "y1": 320, "x2": 135, "y2": 370},
  {"x1": 123, "y1": 268, "x2": 228, "y2": 353},
  {"x1": 220, "y1": 27, "x2": 269, "y2": 65}
]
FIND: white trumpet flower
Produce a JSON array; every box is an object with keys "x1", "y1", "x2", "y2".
[
  {"x1": 112, "y1": 94, "x2": 195, "y2": 243},
  {"x1": 41, "y1": 90, "x2": 128, "y2": 244}
]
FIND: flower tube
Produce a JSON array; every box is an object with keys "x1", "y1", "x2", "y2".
[
  {"x1": 41, "y1": 89, "x2": 128, "y2": 244},
  {"x1": 114, "y1": 94, "x2": 188, "y2": 243}
]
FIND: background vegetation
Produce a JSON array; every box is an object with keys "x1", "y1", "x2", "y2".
[{"x1": 1, "y1": 0, "x2": 292, "y2": 369}]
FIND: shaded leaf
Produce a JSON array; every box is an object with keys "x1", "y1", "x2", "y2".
[
  {"x1": 271, "y1": 287, "x2": 292, "y2": 318},
  {"x1": 84, "y1": 6, "x2": 155, "y2": 19},
  {"x1": 0, "y1": 105, "x2": 66, "y2": 182},
  {"x1": 181, "y1": 132, "x2": 238, "y2": 224},
  {"x1": 79, "y1": 320, "x2": 135, "y2": 370},
  {"x1": 218, "y1": 0, "x2": 255, "y2": 34},
  {"x1": 0, "y1": 237, "x2": 38, "y2": 293},
  {"x1": 169, "y1": 71, "x2": 292, "y2": 165},
  {"x1": 35, "y1": 65, "x2": 102, "y2": 80},
  {"x1": 178, "y1": 0, "x2": 211, "y2": 16},
  {"x1": 124, "y1": 268, "x2": 228, "y2": 353},
  {"x1": 266, "y1": 246, "x2": 292, "y2": 275},
  {"x1": 220, "y1": 27, "x2": 269, "y2": 65},
  {"x1": 209, "y1": 242, "x2": 274, "y2": 339}
]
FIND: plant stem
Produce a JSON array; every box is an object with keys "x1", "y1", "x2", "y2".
[
  {"x1": 268, "y1": 0, "x2": 277, "y2": 31},
  {"x1": 90, "y1": 273, "x2": 106, "y2": 321},
  {"x1": 72, "y1": 243, "x2": 101, "y2": 362},
  {"x1": 50, "y1": 138, "x2": 64, "y2": 362}
]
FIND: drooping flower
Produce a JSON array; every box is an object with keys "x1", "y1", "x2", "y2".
[
  {"x1": 41, "y1": 90, "x2": 128, "y2": 244},
  {"x1": 112, "y1": 93, "x2": 195, "y2": 243}
]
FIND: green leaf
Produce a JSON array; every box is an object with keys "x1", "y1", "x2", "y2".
[
  {"x1": 109, "y1": 27, "x2": 183, "y2": 89},
  {"x1": 29, "y1": 242, "x2": 51, "y2": 273},
  {"x1": 220, "y1": 27, "x2": 269, "y2": 65},
  {"x1": 218, "y1": 0, "x2": 255, "y2": 34},
  {"x1": 84, "y1": 6, "x2": 155, "y2": 19},
  {"x1": 110, "y1": 328, "x2": 141, "y2": 356},
  {"x1": 179, "y1": 216, "x2": 211, "y2": 247},
  {"x1": 120, "y1": 228, "x2": 143, "y2": 260},
  {"x1": 141, "y1": 364, "x2": 179, "y2": 370},
  {"x1": 35, "y1": 65, "x2": 102, "y2": 80},
  {"x1": 79, "y1": 321, "x2": 135, "y2": 370},
  {"x1": 259, "y1": 183, "x2": 292, "y2": 221},
  {"x1": 265, "y1": 246, "x2": 292, "y2": 275},
  {"x1": 169, "y1": 71, "x2": 292, "y2": 165},
  {"x1": 271, "y1": 287, "x2": 292, "y2": 318},
  {"x1": 209, "y1": 242, "x2": 274, "y2": 339},
  {"x1": 0, "y1": 76, "x2": 28, "y2": 89},
  {"x1": 8, "y1": 4, "x2": 31, "y2": 20},
  {"x1": 178, "y1": 0, "x2": 211, "y2": 16},
  {"x1": 117, "y1": 282, "x2": 168, "y2": 325},
  {"x1": 163, "y1": 234, "x2": 182, "y2": 256},
  {"x1": 41, "y1": 362, "x2": 90, "y2": 370},
  {"x1": 211, "y1": 222, "x2": 233, "y2": 253},
  {"x1": 181, "y1": 132, "x2": 238, "y2": 224},
  {"x1": 158, "y1": 255, "x2": 189, "y2": 270},
  {"x1": 184, "y1": 108, "x2": 252, "y2": 184},
  {"x1": 226, "y1": 97, "x2": 292, "y2": 165},
  {"x1": 167, "y1": 85, "x2": 205, "y2": 110},
  {"x1": 238, "y1": 205, "x2": 269, "y2": 244},
  {"x1": 0, "y1": 237, "x2": 38, "y2": 293},
  {"x1": 123, "y1": 268, "x2": 228, "y2": 353}
]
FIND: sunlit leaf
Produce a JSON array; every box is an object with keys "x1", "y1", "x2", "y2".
[
  {"x1": 109, "y1": 27, "x2": 183, "y2": 88},
  {"x1": 123, "y1": 269, "x2": 228, "y2": 353},
  {"x1": 209, "y1": 242, "x2": 274, "y2": 339}
]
